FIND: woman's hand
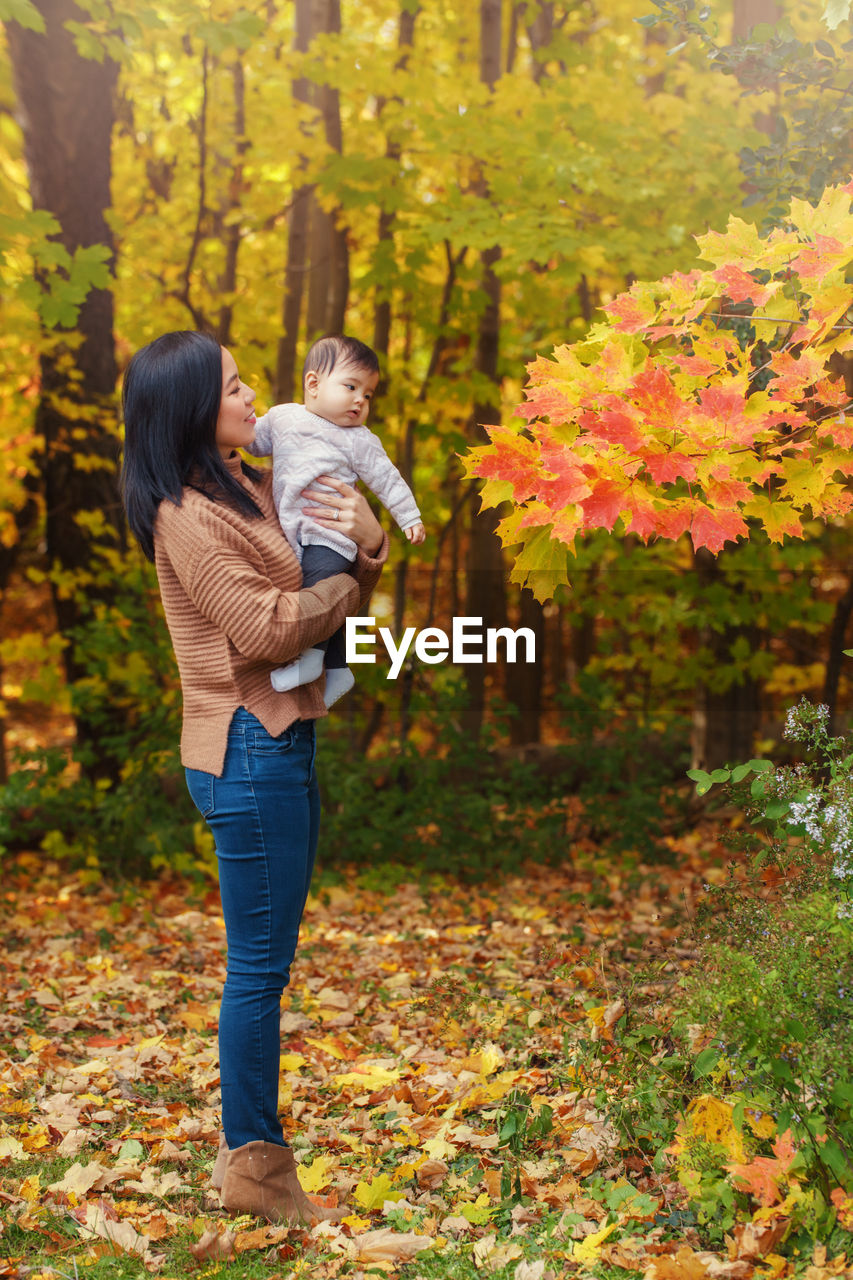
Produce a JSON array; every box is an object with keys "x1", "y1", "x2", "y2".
[{"x1": 301, "y1": 475, "x2": 384, "y2": 557}]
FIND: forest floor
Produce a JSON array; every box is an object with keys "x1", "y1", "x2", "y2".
[{"x1": 1, "y1": 836, "x2": 850, "y2": 1280}]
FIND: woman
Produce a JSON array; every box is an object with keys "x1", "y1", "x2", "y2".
[{"x1": 121, "y1": 330, "x2": 386, "y2": 1223}]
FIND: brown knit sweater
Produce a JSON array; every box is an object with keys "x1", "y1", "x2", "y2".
[{"x1": 154, "y1": 453, "x2": 387, "y2": 775}]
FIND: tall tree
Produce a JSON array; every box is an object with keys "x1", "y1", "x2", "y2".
[
  {"x1": 305, "y1": 0, "x2": 349, "y2": 339},
  {"x1": 211, "y1": 55, "x2": 248, "y2": 346},
  {"x1": 6, "y1": 0, "x2": 122, "y2": 778},
  {"x1": 275, "y1": 0, "x2": 316, "y2": 401},
  {"x1": 463, "y1": 0, "x2": 508, "y2": 737}
]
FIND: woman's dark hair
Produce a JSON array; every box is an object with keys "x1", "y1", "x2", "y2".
[{"x1": 120, "y1": 330, "x2": 262, "y2": 561}]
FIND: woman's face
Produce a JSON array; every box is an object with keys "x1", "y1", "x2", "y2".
[{"x1": 215, "y1": 347, "x2": 257, "y2": 458}]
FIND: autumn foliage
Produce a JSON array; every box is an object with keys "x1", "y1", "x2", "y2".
[{"x1": 465, "y1": 179, "x2": 853, "y2": 598}]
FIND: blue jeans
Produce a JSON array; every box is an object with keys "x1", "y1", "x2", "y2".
[{"x1": 185, "y1": 708, "x2": 320, "y2": 1149}]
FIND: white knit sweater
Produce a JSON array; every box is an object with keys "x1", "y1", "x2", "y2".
[{"x1": 252, "y1": 404, "x2": 421, "y2": 561}]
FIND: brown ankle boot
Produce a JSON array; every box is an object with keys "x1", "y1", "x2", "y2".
[
  {"x1": 220, "y1": 1141, "x2": 346, "y2": 1224},
  {"x1": 211, "y1": 1132, "x2": 228, "y2": 1190}
]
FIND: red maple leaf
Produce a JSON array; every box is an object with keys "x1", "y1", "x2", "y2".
[
  {"x1": 704, "y1": 475, "x2": 752, "y2": 507},
  {"x1": 712, "y1": 263, "x2": 771, "y2": 306},
  {"x1": 728, "y1": 1129, "x2": 798, "y2": 1207},
  {"x1": 536, "y1": 442, "x2": 593, "y2": 508},
  {"x1": 820, "y1": 489, "x2": 853, "y2": 518},
  {"x1": 654, "y1": 501, "x2": 693, "y2": 541},
  {"x1": 475, "y1": 428, "x2": 541, "y2": 499},
  {"x1": 581, "y1": 409, "x2": 645, "y2": 454},
  {"x1": 581, "y1": 477, "x2": 631, "y2": 530},
  {"x1": 788, "y1": 235, "x2": 847, "y2": 283},
  {"x1": 690, "y1": 505, "x2": 749, "y2": 554},
  {"x1": 519, "y1": 384, "x2": 575, "y2": 423},
  {"x1": 629, "y1": 366, "x2": 689, "y2": 431},
  {"x1": 767, "y1": 349, "x2": 829, "y2": 401},
  {"x1": 669, "y1": 352, "x2": 719, "y2": 377},
  {"x1": 640, "y1": 448, "x2": 698, "y2": 486},
  {"x1": 623, "y1": 487, "x2": 660, "y2": 541},
  {"x1": 606, "y1": 292, "x2": 655, "y2": 333},
  {"x1": 695, "y1": 386, "x2": 757, "y2": 446}
]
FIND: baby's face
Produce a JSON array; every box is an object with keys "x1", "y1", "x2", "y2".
[{"x1": 306, "y1": 362, "x2": 379, "y2": 428}]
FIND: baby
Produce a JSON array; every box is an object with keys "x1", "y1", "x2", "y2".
[{"x1": 252, "y1": 335, "x2": 424, "y2": 705}]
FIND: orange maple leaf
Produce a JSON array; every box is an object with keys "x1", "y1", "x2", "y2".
[
  {"x1": 606, "y1": 291, "x2": 656, "y2": 334},
  {"x1": 629, "y1": 366, "x2": 690, "y2": 431},
  {"x1": 474, "y1": 428, "x2": 541, "y2": 499},
  {"x1": 728, "y1": 1128, "x2": 798, "y2": 1207},
  {"x1": 712, "y1": 263, "x2": 772, "y2": 306}
]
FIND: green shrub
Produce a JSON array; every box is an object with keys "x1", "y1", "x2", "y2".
[{"x1": 683, "y1": 698, "x2": 853, "y2": 1196}]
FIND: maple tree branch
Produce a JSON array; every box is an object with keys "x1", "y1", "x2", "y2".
[{"x1": 705, "y1": 313, "x2": 853, "y2": 331}]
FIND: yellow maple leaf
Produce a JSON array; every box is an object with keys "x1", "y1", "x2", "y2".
[
  {"x1": 459, "y1": 1042, "x2": 505, "y2": 1076},
  {"x1": 745, "y1": 1109, "x2": 776, "y2": 1140},
  {"x1": 18, "y1": 1174, "x2": 41, "y2": 1203},
  {"x1": 177, "y1": 1010, "x2": 206, "y2": 1032},
  {"x1": 422, "y1": 1136, "x2": 458, "y2": 1161},
  {"x1": 341, "y1": 1213, "x2": 372, "y2": 1231},
  {"x1": 334, "y1": 1065, "x2": 400, "y2": 1091},
  {"x1": 304, "y1": 1035, "x2": 350, "y2": 1060},
  {"x1": 354, "y1": 1173, "x2": 404, "y2": 1211},
  {"x1": 681, "y1": 1094, "x2": 747, "y2": 1162},
  {"x1": 22, "y1": 1125, "x2": 51, "y2": 1153},
  {"x1": 337, "y1": 1132, "x2": 370, "y2": 1154},
  {"x1": 0, "y1": 1137, "x2": 25, "y2": 1161},
  {"x1": 572, "y1": 1221, "x2": 618, "y2": 1261},
  {"x1": 279, "y1": 1052, "x2": 306, "y2": 1072},
  {"x1": 296, "y1": 1154, "x2": 335, "y2": 1193},
  {"x1": 585, "y1": 1005, "x2": 607, "y2": 1028}
]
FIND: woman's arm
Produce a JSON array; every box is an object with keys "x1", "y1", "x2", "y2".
[{"x1": 157, "y1": 500, "x2": 361, "y2": 665}]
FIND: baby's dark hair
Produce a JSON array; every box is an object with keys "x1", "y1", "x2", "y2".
[{"x1": 303, "y1": 335, "x2": 380, "y2": 386}]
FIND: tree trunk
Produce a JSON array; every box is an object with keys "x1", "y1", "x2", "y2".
[
  {"x1": 7, "y1": 0, "x2": 123, "y2": 781},
  {"x1": 0, "y1": 487, "x2": 40, "y2": 780},
  {"x1": 213, "y1": 58, "x2": 248, "y2": 346},
  {"x1": 823, "y1": 570, "x2": 853, "y2": 734},
  {"x1": 505, "y1": 587, "x2": 545, "y2": 744},
  {"x1": 174, "y1": 44, "x2": 211, "y2": 330},
  {"x1": 306, "y1": 0, "x2": 349, "y2": 339},
  {"x1": 463, "y1": 239, "x2": 508, "y2": 735},
  {"x1": 275, "y1": 0, "x2": 315, "y2": 401},
  {"x1": 372, "y1": 5, "x2": 417, "y2": 367},
  {"x1": 690, "y1": 548, "x2": 761, "y2": 771},
  {"x1": 463, "y1": 0, "x2": 508, "y2": 738}
]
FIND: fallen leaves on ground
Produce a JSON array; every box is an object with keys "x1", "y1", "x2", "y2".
[{"x1": 0, "y1": 843, "x2": 850, "y2": 1277}]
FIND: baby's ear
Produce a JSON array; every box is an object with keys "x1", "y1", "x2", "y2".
[{"x1": 304, "y1": 370, "x2": 319, "y2": 396}]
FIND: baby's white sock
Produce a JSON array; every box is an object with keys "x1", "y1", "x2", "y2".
[
  {"x1": 270, "y1": 647, "x2": 325, "y2": 693},
  {"x1": 323, "y1": 667, "x2": 355, "y2": 707}
]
